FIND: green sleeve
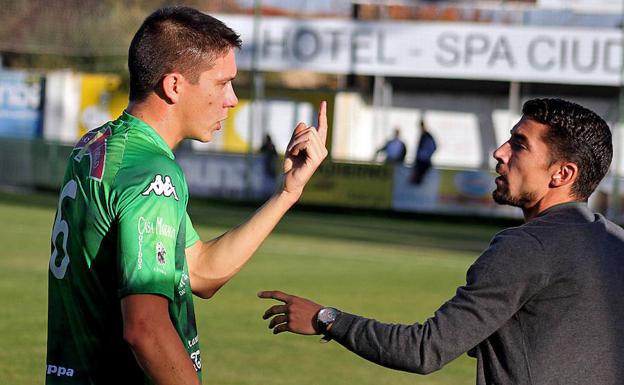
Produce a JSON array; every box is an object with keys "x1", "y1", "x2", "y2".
[
  {"x1": 185, "y1": 212, "x2": 200, "y2": 248},
  {"x1": 116, "y1": 169, "x2": 186, "y2": 301}
]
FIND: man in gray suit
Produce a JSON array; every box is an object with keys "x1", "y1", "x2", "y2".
[{"x1": 260, "y1": 98, "x2": 624, "y2": 385}]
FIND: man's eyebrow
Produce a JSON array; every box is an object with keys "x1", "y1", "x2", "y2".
[{"x1": 510, "y1": 131, "x2": 530, "y2": 146}]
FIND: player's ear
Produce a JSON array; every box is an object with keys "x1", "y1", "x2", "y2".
[
  {"x1": 550, "y1": 162, "x2": 578, "y2": 188},
  {"x1": 160, "y1": 73, "x2": 183, "y2": 104}
]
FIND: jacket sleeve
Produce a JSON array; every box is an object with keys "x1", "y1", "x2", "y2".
[{"x1": 327, "y1": 228, "x2": 549, "y2": 374}]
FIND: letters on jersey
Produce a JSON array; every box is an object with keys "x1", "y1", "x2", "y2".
[{"x1": 142, "y1": 174, "x2": 179, "y2": 200}]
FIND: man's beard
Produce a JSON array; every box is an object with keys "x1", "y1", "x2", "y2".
[{"x1": 492, "y1": 182, "x2": 535, "y2": 208}]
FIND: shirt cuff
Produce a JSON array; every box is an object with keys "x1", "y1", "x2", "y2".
[{"x1": 325, "y1": 311, "x2": 358, "y2": 341}]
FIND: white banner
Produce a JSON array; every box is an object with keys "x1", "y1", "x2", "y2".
[{"x1": 218, "y1": 15, "x2": 623, "y2": 86}]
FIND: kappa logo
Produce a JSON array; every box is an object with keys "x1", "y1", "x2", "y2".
[
  {"x1": 142, "y1": 175, "x2": 179, "y2": 200},
  {"x1": 47, "y1": 364, "x2": 75, "y2": 377}
]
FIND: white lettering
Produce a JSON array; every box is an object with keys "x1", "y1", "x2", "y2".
[
  {"x1": 190, "y1": 351, "x2": 202, "y2": 371},
  {"x1": 138, "y1": 216, "x2": 154, "y2": 236},
  {"x1": 188, "y1": 335, "x2": 199, "y2": 348},
  {"x1": 139, "y1": 217, "x2": 175, "y2": 239},
  {"x1": 137, "y1": 216, "x2": 175, "y2": 270},
  {"x1": 178, "y1": 272, "x2": 189, "y2": 296},
  {"x1": 156, "y1": 217, "x2": 176, "y2": 239},
  {"x1": 137, "y1": 234, "x2": 143, "y2": 270},
  {"x1": 47, "y1": 364, "x2": 75, "y2": 377},
  {"x1": 50, "y1": 180, "x2": 78, "y2": 279},
  {"x1": 137, "y1": 217, "x2": 148, "y2": 270}
]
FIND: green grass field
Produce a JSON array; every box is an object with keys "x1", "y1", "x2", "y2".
[{"x1": 0, "y1": 191, "x2": 512, "y2": 385}]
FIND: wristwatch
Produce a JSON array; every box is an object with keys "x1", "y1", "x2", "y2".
[{"x1": 316, "y1": 307, "x2": 341, "y2": 336}]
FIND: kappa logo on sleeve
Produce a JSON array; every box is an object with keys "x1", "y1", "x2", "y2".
[{"x1": 141, "y1": 175, "x2": 179, "y2": 200}]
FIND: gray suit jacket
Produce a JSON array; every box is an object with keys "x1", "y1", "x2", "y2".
[{"x1": 329, "y1": 202, "x2": 624, "y2": 385}]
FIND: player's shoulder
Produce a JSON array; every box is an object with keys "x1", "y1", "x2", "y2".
[
  {"x1": 112, "y1": 159, "x2": 186, "y2": 215},
  {"x1": 115, "y1": 153, "x2": 183, "y2": 192},
  {"x1": 113, "y1": 137, "x2": 184, "y2": 200},
  {"x1": 111, "y1": 116, "x2": 179, "y2": 171},
  {"x1": 70, "y1": 119, "x2": 126, "y2": 183}
]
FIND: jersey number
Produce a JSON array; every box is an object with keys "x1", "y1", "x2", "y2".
[{"x1": 50, "y1": 180, "x2": 77, "y2": 279}]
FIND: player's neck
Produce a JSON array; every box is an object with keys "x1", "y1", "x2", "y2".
[{"x1": 126, "y1": 98, "x2": 183, "y2": 150}]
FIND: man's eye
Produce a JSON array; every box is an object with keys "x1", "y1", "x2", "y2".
[{"x1": 510, "y1": 141, "x2": 525, "y2": 150}]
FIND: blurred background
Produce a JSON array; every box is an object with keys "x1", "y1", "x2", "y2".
[
  {"x1": 4, "y1": 0, "x2": 624, "y2": 220},
  {"x1": 1, "y1": 1, "x2": 624, "y2": 384}
]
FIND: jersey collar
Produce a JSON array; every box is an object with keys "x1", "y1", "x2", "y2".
[{"x1": 120, "y1": 111, "x2": 175, "y2": 160}]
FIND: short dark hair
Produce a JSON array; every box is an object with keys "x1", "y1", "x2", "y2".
[
  {"x1": 128, "y1": 6, "x2": 241, "y2": 101},
  {"x1": 522, "y1": 98, "x2": 612, "y2": 200}
]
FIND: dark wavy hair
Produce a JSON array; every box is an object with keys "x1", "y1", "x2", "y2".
[
  {"x1": 522, "y1": 98, "x2": 612, "y2": 200},
  {"x1": 128, "y1": 6, "x2": 241, "y2": 102}
]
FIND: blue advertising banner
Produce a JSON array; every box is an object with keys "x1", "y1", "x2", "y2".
[{"x1": 0, "y1": 70, "x2": 43, "y2": 138}]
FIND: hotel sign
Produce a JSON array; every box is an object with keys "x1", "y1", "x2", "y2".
[{"x1": 218, "y1": 15, "x2": 623, "y2": 86}]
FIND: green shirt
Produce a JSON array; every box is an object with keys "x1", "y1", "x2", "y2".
[{"x1": 47, "y1": 112, "x2": 202, "y2": 384}]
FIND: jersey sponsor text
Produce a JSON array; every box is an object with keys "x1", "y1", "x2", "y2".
[{"x1": 137, "y1": 216, "x2": 176, "y2": 239}]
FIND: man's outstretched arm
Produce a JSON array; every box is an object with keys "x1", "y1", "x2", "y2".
[
  {"x1": 186, "y1": 102, "x2": 329, "y2": 299},
  {"x1": 257, "y1": 230, "x2": 550, "y2": 374}
]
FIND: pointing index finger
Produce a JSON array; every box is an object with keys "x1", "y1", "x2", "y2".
[
  {"x1": 257, "y1": 290, "x2": 290, "y2": 303},
  {"x1": 317, "y1": 101, "x2": 328, "y2": 146}
]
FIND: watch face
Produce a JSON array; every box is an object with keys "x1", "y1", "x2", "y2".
[{"x1": 318, "y1": 307, "x2": 338, "y2": 324}]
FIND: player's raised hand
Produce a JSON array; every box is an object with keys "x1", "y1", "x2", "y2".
[{"x1": 282, "y1": 101, "x2": 328, "y2": 197}]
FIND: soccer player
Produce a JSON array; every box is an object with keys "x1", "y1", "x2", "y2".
[
  {"x1": 260, "y1": 98, "x2": 624, "y2": 385},
  {"x1": 46, "y1": 6, "x2": 327, "y2": 385}
]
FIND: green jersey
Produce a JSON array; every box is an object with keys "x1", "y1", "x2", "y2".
[{"x1": 46, "y1": 112, "x2": 202, "y2": 384}]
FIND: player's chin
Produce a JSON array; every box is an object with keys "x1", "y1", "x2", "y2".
[
  {"x1": 192, "y1": 122, "x2": 223, "y2": 143},
  {"x1": 196, "y1": 129, "x2": 218, "y2": 143},
  {"x1": 197, "y1": 136, "x2": 211, "y2": 143}
]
